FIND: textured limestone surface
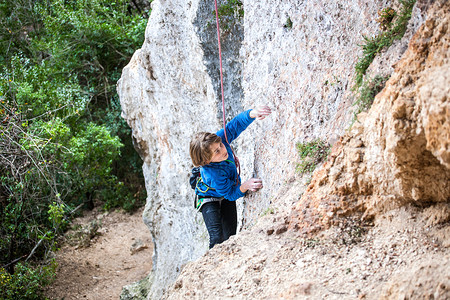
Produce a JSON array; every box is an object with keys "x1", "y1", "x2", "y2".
[
  {"x1": 163, "y1": 1, "x2": 449, "y2": 299},
  {"x1": 117, "y1": 0, "x2": 446, "y2": 298},
  {"x1": 289, "y1": 0, "x2": 450, "y2": 234},
  {"x1": 117, "y1": 1, "x2": 244, "y2": 297},
  {"x1": 239, "y1": 0, "x2": 392, "y2": 228}
]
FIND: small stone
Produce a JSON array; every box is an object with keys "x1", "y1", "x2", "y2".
[
  {"x1": 275, "y1": 225, "x2": 288, "y2": 235},
  {"x1": 174, "y1": 279, "x2": 183, "y2": 289},
  {"x1": 130, "y1": 239, "x2": 149, "y2": 254}
]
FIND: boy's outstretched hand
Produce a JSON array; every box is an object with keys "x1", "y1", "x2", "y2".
[{"x1": 250, "y1": 105, "x2": 272, "y2": 120}]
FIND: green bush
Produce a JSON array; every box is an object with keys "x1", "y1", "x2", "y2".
[
  {"x1": 296, "y1": 139, "x2": 331, "y2": 174},
  {"x1": 354, "y1": 0, "x2": 416, "y2": 88},
  {"x1": 284, "y1": 17, "x2": 293, "y2": 29},
  {"x1": 352, "y1": 74, "x2": 388, "y2": 121},
  {"x1": 34, "y1": 0, "x2": 147, "y2": 105},
  {"x1": 377, "y1": 7, "x2": 397, "y2": 31},
  {"x1": 213, "y1": 0, "x2": 244, "y2": 31},
  {"x1": 0, "y1": 0, "x2": 149, "y2": 296},
  {"x1": 0, "y1": 262, "x2": 56, "y2": 300},
  {"x1": 1, "y1": 55, "x2": 87, "y2": 121},
  {"x1": 67, "y1": 123, "x2": 122, "y2": 180}
]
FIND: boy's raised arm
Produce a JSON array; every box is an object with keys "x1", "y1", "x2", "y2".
[{"x1": 219, "y1": 105, "x2": 272, "y2": 144}]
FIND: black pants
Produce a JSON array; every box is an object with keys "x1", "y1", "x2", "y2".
[{"x1": 201, "y1": 200, "x2": 237, "y2": 249}]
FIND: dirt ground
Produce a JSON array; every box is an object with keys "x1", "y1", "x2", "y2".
[
  {"x1": 45, "y1": 207, "x2": 153, "y2": 300},
  {"x1": 43, "y1": 202, "x2": 449, "y2": 300},
  {"x1": 165, "y1": 205, "x2": 450, "y2": 299}
]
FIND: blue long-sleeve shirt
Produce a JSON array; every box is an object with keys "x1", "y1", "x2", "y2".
[{"x1": 195, "y1": 109, "x2": 254, "y2": 201}]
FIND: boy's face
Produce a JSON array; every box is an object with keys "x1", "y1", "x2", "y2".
[{"x1": 209, "y1": 142, "x2": 229, "y2": 163}]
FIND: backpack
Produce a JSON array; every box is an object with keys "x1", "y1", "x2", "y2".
[
  {"x1": 189, "y1": 167, "x2": 201, "y2": 190},
  {"x1": 189, "y1": 167, "x2": 216, "y2": 210}
]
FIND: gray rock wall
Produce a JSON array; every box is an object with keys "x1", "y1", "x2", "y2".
[
  {"x1": 117, "y1": 0, "x2": 410, "y2": 298},
  {"x1": 238, "y1": 0, "x2": 391, "y2": 227},
  {"x1": 118, "y1": 1, "x2": 219, "y2": 298}
]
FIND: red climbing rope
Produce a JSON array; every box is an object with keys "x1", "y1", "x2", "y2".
[{"x1": 213, "y1": 0, "x2": 241, "y2": 181}]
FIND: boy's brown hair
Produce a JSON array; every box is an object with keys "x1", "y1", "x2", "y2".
[{"x1": 190, "y1": 132, "x2": 222, "y2": 166}]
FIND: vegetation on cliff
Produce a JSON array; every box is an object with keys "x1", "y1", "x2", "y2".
[
  {"x1": 296, "y1": 139, "x2": 330, "y2": 175},
  {"x1": 352, "y1": 0, "x2": 416, "y2": 122},
  {"x1": 354, "y1": 0, "x2": 416, "y2": 88},
  {"x1": 0, "y1": 0, "x2": 149, "y2": 298}
]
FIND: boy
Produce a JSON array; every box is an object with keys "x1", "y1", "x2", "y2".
[{"x1": 189, "y1": 106, "x2": 272, "y2": 248}]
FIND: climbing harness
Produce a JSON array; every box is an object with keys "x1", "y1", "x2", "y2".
[
  {"x1": 195, "y1": 195, "x2": 224, "y2": 211},
  {"x1": 190, "y1": 167, "x2": 223, "y2": 210},
  {"x1": 213, "y1": 0, "x2": 241, "y2": 181}
]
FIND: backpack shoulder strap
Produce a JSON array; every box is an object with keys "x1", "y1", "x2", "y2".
[
  {"x1": 190, "y1": 167, "x2": 215, "y2": 192},
  {"x1": 196, "y1": 175, "x2": 215, "y2": 192}
]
